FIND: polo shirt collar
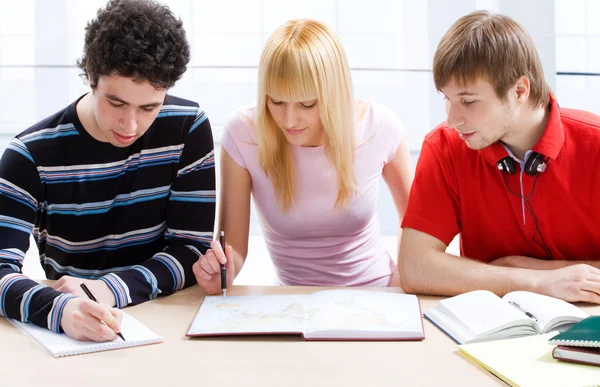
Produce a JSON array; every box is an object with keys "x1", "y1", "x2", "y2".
[{"x1": 480, "y1": 93, "x2": 565, "y2": 166}]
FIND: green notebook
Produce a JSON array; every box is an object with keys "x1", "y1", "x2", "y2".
[{"x1": 548, "y1": 316, "x2": 600, "y2": 348}]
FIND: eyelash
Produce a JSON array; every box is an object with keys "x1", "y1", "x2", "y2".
[
  {"x1": 269, "y1": 100, "x2": 316, "y2": 109},
  {"x1": 443, "y1": 96, "x2": 476, "y2": 107},
  {"x1": 108, "y1": 101, "x2": 155, "y2": 113}
]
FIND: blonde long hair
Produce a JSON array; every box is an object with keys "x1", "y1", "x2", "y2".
[{"x1": 256, "y1": 19, "x2": 357, "y2": 211}]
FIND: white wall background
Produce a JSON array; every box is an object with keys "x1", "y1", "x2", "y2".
[{"x1": 0, "y1": 0, "x2": 598, "y2": 243}]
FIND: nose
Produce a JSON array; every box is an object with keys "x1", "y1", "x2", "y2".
[
  {"x1": 282, "y1": 105, "x2": 299, "y2": 129},
  {"x1": 120, "y1": 109, "x2": 138, "y2": 133},
  {"x1": 445, "y1": 102, "x2": 466, "y2": 129}
]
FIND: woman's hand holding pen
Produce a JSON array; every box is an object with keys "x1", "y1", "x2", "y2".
[
  {"x1": 193, "y1": 240, "x2": 235, "y2": 295},
  {"x1": 60, "y1": 297, "x2": 123, "y2": 342}
]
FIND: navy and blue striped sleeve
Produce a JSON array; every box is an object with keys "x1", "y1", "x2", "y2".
[
  {"x1": 0, "y1": 139, "x2": 75, "y2": 331},
  {"x1": 99, "y1": 109, "x2": 216, "y2": 306}
]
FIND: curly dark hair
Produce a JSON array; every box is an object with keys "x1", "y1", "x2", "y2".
[{"x1": 76, "y1": 0, "x2": 190, "y2": 89}]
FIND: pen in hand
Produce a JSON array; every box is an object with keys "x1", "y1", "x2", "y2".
[
  {"x1": 219, "y1": 231, "x2": 227, "y2": 298},
  {"x1": 79, "y1": 282, "x2": 126, "y2": 341}
]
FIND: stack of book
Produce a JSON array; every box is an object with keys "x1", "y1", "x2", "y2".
[{"x1": 549, "y1": 316, "x2": 600, "y2": 367}]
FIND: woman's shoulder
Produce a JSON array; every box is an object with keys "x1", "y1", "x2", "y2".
[
  {"x1": 355, "y1": 100, "x2": 403, "y2": 140},
  {"x1": 222, "y1": 105, "x2": 258, "y2": 142}
]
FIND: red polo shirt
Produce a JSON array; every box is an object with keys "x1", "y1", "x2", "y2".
[{"x1": 402, "y1": 95, "x2": 600, "y2": 262}]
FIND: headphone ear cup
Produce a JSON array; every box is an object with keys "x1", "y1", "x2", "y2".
[
  {"x1": 524, "y1": 153, "x2": 547, "y2": 176},
  {"x1": 497, "y1": 157, "x2": 516, "y2": 174}
]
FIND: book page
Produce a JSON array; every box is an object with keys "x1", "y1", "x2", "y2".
[
  {"x1": 9, "y1": 312, "x2": 163, "y2": 357},
  {"x1": 303, "y1": 290, "x2": 423, "y2": 339},
  {"x1": 458, "y1": 333, "x2": 600, "y2": 387},
  {"x1": 187, "y1": 294, "x2": 311, "y2": 335},
  {"x1": 502, "y1": 291, "x2": 589, "y2": 332},
  {"x1": 435, "y1": 290, "x2": 535, "y2": 341}
]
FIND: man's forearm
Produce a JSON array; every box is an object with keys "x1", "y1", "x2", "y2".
[
  {"x1": 399, "y1": 250, "x2": 543, "y2": 297},
  {"x1": 490, "y1": 255, "x2": 600, "y2": 270}
]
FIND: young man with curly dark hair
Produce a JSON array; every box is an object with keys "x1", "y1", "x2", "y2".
[{"x1": 0, "y1": 0, "x2": 215, "y2": 341}]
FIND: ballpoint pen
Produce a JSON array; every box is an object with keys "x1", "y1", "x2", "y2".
[
  {"x1": 79, "y1": 282, "x2": 126, "y2": 341},
  {"x1": 220, "y1": 231, "x2": 227, "y2": 298},
  {"x1": 508, "y1": 301, "x2": 538, "y2": 322}
]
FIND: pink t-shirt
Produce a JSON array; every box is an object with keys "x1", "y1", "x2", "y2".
[{"x1": 221, "y1": 102, "x2": 404, "y2": 286}]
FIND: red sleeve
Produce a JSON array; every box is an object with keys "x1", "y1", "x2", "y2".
[{"x1": 401, "y1": 135, "x2": 461, "y2": 246}]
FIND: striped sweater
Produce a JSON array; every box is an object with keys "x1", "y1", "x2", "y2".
[{"x1": 0, "y1": 94, "x2": 215, "y2": 332}]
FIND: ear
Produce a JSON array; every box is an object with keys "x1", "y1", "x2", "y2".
[{"x1": 513, "y1": 76, "x2": 530, "y2": 104}]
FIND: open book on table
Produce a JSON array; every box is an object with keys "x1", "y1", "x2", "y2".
[
  {"x1": 9, "y1": 311, "x2": 163, "y2": 357},
  {"x1": 187, "y1": 289, "x2": 424, "y2": 341},
  {"x1": 424, "y1": 290, "x2": 588, "y2": 344}
]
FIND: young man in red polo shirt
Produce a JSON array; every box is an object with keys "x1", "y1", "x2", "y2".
[{"x1": 399, "y1": 10, "x2": 600, "y2": 304}]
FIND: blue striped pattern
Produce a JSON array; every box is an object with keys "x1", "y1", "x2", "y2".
[
  {"x1": 132, "y1": 265, "x2": 160, "y2": 300},
  {"x1": 0, "y1": 263, "x2": 21, "y2": 273},
  {"x1": 47, "y1": 293, "x2": 76, "y2": 333},
  {"x1": 169, "y1": 189, "x2": 216, "y2": 203},
  {"x1": 152, "y1": 252, "x2": 185, "y2": 291},
  {"x1": 0, "y1": 97, "x2": 214, "y2": 331},
  {"x1": 177, "y1": 150, "x2": 214, "y2": 177},
  {"x1": 0, "y1": 273, "x2": 27, "y2": 317},
  {"x1": 185, "y1": 245, "x2": 202, "y2": 258},
  {"x1": 157, "y1": 104, "x2": 198, "y2": 119},
  {"x1": 6, "y1": 138, "x2": 34, "y2": 163},
  {"x1": 33, "y1": 222, "x2": 166, "y2": 253},
  {"x1": 165, "y1": 228, "x2": 212, "y2": 246},
  {"x1": 20, "y1": 285, "x2": 44, "y2": 323},
  {"x1": 0, "y1": 215, "x2": 34, "y2": 234},
  {"x1": 44, "y1": 185, "x2": 171, "y2": 216},
  {"x1": 0, "y1": 248, "x2": 25, "y2": 274},
  {"x1": 37, "y1": 145, "x2": 184, "y2": 184},
  {"x1": 100, "y1": 273, "x2": 131, "y2": 308},
  {"x1": 189, "y1": 112, "x2": 208, "y2": 134},
  {"x1": 0, "y1": 249, "x2": 25, "y2": 266},
  {"x1": 0, "y1": 178, "x2": 38, "y2": 211},
  {"x1": 41, "y1": 255, "x2": 135, "y2": 279},
  {"x1": 21, "y1": 123, "x2": 79, "y2": 144}
]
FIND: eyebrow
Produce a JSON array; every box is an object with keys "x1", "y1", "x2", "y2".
[
  {"x1": 456, "y1": 91, "x2": 479, "y2": 96},
  {"x1": 104, "y1": 93, "x2": 163, "y2": 109}
]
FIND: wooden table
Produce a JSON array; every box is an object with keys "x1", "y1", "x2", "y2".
[{"x1": 2, "y1": 285, "x2": 598, "y2": 387}]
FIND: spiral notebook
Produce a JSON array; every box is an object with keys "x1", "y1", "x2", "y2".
[
  {"x1": 9, "y1": 312, "x2": 163, "y2": 357},
  {"x1": 548, "y1": 316, "x2": 600, "y2": 348}
]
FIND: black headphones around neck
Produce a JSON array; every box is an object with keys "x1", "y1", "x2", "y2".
[
  {"x1": 496, "y1": 152, "x2": 548, "y2": 176},
  {"x1": 496, "y1": 151, "x2": 552, "y2": 259}
]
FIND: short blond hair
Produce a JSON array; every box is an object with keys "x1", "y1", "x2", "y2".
[
  {"x1": 433, "y1": 11, "x2": 550, "y2": 107},
  {"x1": 256, "y1": 19, "x2": 356, "y2": 211}
]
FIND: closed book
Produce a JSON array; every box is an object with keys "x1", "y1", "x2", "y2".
[
  {"x1": 548, "y1": 316, "x2": 600, "y2": 347},
  {"x1": 553, "y1": 345, "x2": 600, "y2": 366}
]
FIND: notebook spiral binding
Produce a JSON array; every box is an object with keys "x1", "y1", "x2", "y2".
[{"x1": 550, "y1": 339, "x2": 600, "y2": 348}]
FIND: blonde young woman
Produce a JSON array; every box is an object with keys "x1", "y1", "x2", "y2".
[{"x1": 192, "y1": 19, "x2": 413, "y2": 293}]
